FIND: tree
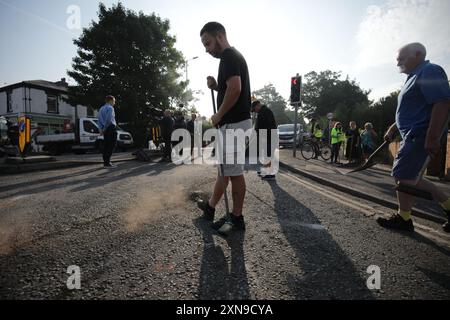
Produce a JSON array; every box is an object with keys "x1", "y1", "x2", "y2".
[
  {"x1": 67, "y1": 3, "x2": 186, "y2": 146},
  {"x1": 252, "y1": 84, "x2": 291, "y2": 125}
]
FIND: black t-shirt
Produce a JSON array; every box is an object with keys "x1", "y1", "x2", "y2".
[
  {"x1": 217, "y1": 47, "x2": 251, "y2": 126},
  {"x1": 255, "y1": 105, "x2": 277, "y2": 131}
]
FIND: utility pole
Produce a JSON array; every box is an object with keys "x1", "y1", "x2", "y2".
[{"x1": 290, "y1": 74, "x2": 302, "y2": 158}]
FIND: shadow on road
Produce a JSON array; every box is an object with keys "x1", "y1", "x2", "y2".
[{"x1": 416, "y1": 266, "x2": 450, "y2": 291}]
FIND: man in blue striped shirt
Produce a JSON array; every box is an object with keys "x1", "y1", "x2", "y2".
[{"x1": 98, "y1": 95, "x2": 117, "y2": 168}]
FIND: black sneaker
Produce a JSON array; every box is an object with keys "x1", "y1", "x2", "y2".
[
  {"x1": 443, "y1": 222, "x2": 450, "y2": 233},
  {"x1": 197, "y1": 199, "x2": 215, "y2": 221},
  {"x1": 216, "y1": 214, "x2": 245, "y2": 236},
  {"x1": 103, "y1": 162, "x2": 116, "y2": 168},
  {"x1": 211, "y1": 216, "x2": 229, "y2": 230},
  {"x1": 376, "y1": 214, "x2": 414, "y2": 232},
  {"x1": 261, "y1": 175, "x2": 276, "y2": 180},
  {"x1": 442, "y1": 209, "x2": 450, "y2": 233}
]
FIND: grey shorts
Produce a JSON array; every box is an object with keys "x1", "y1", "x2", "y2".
[
  {"x1": 392, "y1": 135, "x2": 429, "y2": 181},
  {"x1": 218, "y1": 119, "x2": 253, "y2": 177}
]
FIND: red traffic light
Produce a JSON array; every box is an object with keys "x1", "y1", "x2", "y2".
[{"x1": 291, "y1": 78, "x2": 297, "y2": 85}]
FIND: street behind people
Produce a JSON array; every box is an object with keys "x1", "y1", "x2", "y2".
[
  {"x1": 252, "y1": 100, "x2": 277, "y2": 180},
  {"x1": 330, "y1": 122, "x2": 344, "y2": 164},
  {"x1": 197, "y1": 21, "x2": 252, "y2": 236},
  {"x1": 361, "y1": 122, "x2": 377, "y2": 161},
  {"x1": 376, "y1": 42, "x2": 450, "y2": 233},
  {"x1": 98, "y1": 95, "x2": 117, "y2": 168}
]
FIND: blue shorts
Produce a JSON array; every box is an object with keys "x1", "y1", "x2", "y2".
[{"x1": 391, "y1": 135, "x2": 429, "y2": 181}]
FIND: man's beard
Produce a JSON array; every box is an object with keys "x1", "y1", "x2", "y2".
[{"x1": 398, "y1": 65, "x2": 406, "y2": 73}]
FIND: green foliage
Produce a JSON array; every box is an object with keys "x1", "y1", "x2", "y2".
[
  {"x1": 252, "y1": 84, "x2": 291, "y2": 125},
  {"x1": 302, "y1": 70, "x2": 371, "y2": 121},
  {"x1": 67, "y1": 3, "x2": 186, "y2": 146}
]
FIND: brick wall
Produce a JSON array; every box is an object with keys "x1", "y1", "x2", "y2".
[{"x1": 388, "y1": 132, "x2": 450, "y2": 179}]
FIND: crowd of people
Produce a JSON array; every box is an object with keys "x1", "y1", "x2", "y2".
[
  {"x1": 158, "y1": 109, "x2": 198, "y2": 162},
  {"x1": 309, "y1": 119, "x2": 379, "y2": 165}
]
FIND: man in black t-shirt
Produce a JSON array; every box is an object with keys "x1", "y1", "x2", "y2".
[
  {"x1": 159, "y1": 109, "x2": 174, "y2": 162},
  {"x1": 197, "y1": 21, "x2": 252, "y2": 236}
]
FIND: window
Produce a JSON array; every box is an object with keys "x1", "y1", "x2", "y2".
[
  {"x1": 47, "y1": 94, "x2": 59, "y2": 113},
  {"x1": 83, "y1": 120, "x2": 99, "y2": 134},
  {"x1": 6, "y1": 90, "x2": 12, "y2": 113}
]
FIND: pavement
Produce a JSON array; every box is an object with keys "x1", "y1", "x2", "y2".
[
  {"x1": 0, "y1": 151, "x2": 137, "y2": 175},
  {"x1": 2, "y1": 160, "x2": 450, "y2": 299},
  {"x1": 279, "y1": 148, "x2": 450, "y2": 223}
]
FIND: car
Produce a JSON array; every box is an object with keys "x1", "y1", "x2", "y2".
[
  {"x1": 115, "y1": 128, "x2": 134, "y2": 151},
  {"x1": 277, "y1": 123, "x2": 307, "y2": 148}
]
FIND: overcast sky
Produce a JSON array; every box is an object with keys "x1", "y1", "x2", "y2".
[{"x1": 1, "y1": 0, "x2": 449, "y2": 118}]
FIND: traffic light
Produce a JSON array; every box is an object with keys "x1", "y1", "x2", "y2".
[{"x1": 290, "y1": 75, "x2": 301, "y2": 104}]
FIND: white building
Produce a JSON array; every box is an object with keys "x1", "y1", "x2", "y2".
[{"x1": 0, "y1": 78, "x2": 95, "y2": 136}]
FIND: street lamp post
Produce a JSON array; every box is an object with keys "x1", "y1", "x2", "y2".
[{"x1": 185, "y1": 56, "x2": 198, "y2": 82}]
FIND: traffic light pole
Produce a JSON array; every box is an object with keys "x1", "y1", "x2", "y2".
[{"x1": 291, "y1": 74, "x2": 302, "y2": 158}]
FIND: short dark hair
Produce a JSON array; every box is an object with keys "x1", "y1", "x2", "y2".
[
  {"x1": 200, "y1": 22, "x2": 226, "y2": 37},
  {"x1": 251, "y1": 100, "x2": 260, "y2": 110},
  {"x1": 105, "y1": 95, "x2": 115, "y2": 102}
]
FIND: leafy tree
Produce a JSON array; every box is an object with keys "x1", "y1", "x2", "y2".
[{"x1": 67, "y1": 3, "x2": 186, "y2": 146}]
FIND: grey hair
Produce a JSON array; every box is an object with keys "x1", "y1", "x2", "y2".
[{"x1": 401, "y1": 42, "x2": 427, "y2": 58}]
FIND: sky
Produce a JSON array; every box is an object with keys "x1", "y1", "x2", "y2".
[{"x1": 1, "y1": 0, "x2": 449, "y2": 118}]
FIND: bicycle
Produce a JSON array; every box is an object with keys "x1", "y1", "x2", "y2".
[{"x1": 300, "y1": 136, "x2": 332, "y2": 161}]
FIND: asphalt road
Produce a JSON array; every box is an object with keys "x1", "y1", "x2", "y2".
[{"x1": 1, "y1": 160, "x2": 449, "y2": 299}]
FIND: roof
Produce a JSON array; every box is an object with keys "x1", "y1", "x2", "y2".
[{"x1": 0, "y1": 80, "x2": 69, "y2": 93}]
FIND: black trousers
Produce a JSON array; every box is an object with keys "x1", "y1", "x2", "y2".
[
  {"x1": 331, "y1": 142, "x2": 341, "y2": 162},
  {"x1": 103, "y1": 125, "x2": 117, "y2": 165},
  {"x1": 163, "y1": 136, "x2": 172, "y2": 159}
]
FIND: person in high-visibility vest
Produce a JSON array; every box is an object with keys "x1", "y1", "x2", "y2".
[{"x1": 330, "y1": 122, "x2": 344, "y2": 164}]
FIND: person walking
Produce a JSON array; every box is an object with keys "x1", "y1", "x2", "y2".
[
  {"x1": 330, "y1": 122, "x2": 344, "y2": 164},
  {"x1": 377, "y1": 42, "x2": 450, "y2": 232}
]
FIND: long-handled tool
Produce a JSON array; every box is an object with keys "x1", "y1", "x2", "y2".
[
  {"x1": 211, "y1": 89, "x2": 231, "y2": 216},
  {"x1": 395, "y1": 156, "x2": 433, "y2": 200}
]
